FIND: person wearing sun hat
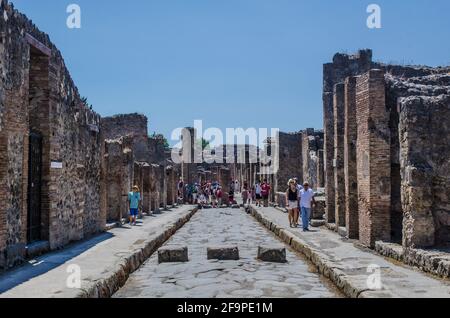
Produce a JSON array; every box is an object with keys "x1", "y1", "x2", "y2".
[
  {"x1": 286, "y1": 179, "x2": 299, "y2": 228},
  {"x1": 128, "y1": 185, "x2": 141, "y2": 226}
]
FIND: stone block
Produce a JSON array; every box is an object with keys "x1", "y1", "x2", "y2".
[
  {"x1": 158, "y1": 245, "x2": 188, "y2": 263},
  {"x1": 207, "y1": 246, "x2": 240, "y2": 261},
  {"x1": 26, "y1": 241, "x2": 50, "y2": 259},
  {"x1": 5, "y1": 243, "x2": 26, "y2": 268},
  {"x1": 257, "y1": 246, "x2": 287, "y2": 263},
  {"x1": 311, "y1": 219, "x2": 326, "y2": 227},
  {"x1": 338, "y1": 227, "x2": 348, "y2": 238}
]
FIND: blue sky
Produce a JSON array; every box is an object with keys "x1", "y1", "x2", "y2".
[{"x1": 12, "y1": 0, "x2": 450, "y2": 145}]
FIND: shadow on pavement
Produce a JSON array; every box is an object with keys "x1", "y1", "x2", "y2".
[{"x1": 0, "y1": 232, "x2": 114, "y2": 294}]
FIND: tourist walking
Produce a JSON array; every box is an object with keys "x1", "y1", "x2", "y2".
[
  {"x1": 255, "y1": 180, "x2": 262, "y2": 207},
  {"x1": 300, "y1": 182, "x2": 316, "y2": 232},
  {"x1": 286, "y1": 179, "x2": 299, "y2": 228},
  {"x1": 128, "y1": 185, "x2": 141, "y2": 226},
  {"x1": 211, "y1": 187, "x2": 218, "y2": 208},
  {"x1": 228, "y1": 188, "x2": 235, "y2": 205},
  {"x1": 177, "y1": 178, "x2": 184, "y2": 202},
  {"x1": 242, "y1": 181, "x2": 249, "y2": 206},
  {"x1": 216, "y1": 187, "x2": 223, "y2": 206},
  {"x1": 261, "y1": 179, "x2": 271, "y2": 207},
  {"x1": 192, "y1": 183, "x2": 199, "y2": 204}
]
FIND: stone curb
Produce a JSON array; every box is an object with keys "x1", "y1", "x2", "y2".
[
  {"x1": 76, "y1": 207, "x2": 199, "y2": 298},
  {"x1": 375, "y1": 241, "x2": 450, "y2": 279},
  {"x1": 248, "y1": 206, "x2": 381, "y2": 298}
]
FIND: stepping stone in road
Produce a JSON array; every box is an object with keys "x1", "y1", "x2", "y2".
[
  {"x1": 158, "y1": 245, "x2": 189, "y2": 263},
  {"x1": 207, "y1": 245, "x2": 240, "y2": 261},
  {"x1": 257, "y1": 245, "x2": 287, "y2": 263}
]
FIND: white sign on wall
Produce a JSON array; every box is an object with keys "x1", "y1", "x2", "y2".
[{"x1": 51, "y1": 161, "x2": 63, "y2": 169}]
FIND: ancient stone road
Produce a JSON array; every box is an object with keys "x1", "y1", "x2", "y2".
[{"x1": 114, "y1": 207, "x2": 341, "y2": 298}]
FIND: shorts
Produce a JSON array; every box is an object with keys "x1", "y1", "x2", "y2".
[
  {"x1": 287, "y1": 201, "x2": 298, "y2": 210},
  {"x1": 256, "y1": 194, "x2": 262, "y2": 200},
  {"x1": 129, "y1": 208, "x2": 138, "y2": 217}
]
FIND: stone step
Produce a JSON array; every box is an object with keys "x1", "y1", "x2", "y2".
[
  {"x1": 158, "y1": 245, "x2": 189, "y2": 263},
  {"x1": 207, "y1": 246, "x2": 240, "y2": 261},
  {"x1": 257, "y1": 246, "x2": 287, "y2": 263}
]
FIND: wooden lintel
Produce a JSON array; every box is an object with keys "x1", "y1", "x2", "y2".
[{"x1": 25, "y1": 33, "x2": 51, "y2": 57}]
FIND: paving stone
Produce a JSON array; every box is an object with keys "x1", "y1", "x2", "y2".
[
  {"x1": 114, "y1": 208, "x2": 338, "y2": 298},
  {"x1": 257, "y1": 246, "x2": 287, "y2": 263},
  {"x1": 158, "y1": 245, "x2": 189, "y2": 263},
  {"x1": 207, "y1": 246, "x2": 240, "y2": 261}
]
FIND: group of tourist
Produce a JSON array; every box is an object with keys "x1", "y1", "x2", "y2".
[
  {"x1": 285, "y1": 178, "x2": 316, "y2": 232},
  {"x1": 126, "y1": 177, "x2": 315, "y2": 232},
  {"x1": 177, "y1": 179, "x2": 230, "y2": 208},
  {"x1": 240, "y1": 179, "x2": 272, "y2": 207}
]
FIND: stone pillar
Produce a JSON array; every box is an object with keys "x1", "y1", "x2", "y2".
[
  {"x1": 142, "y1": 164, "x2": 151, "y2": 214},
  {"x1": 317, "y1": 150, "x2": 325, "y2": 188},
  {"x1": 334, "y1": 83, "x2": 346, "y2": 228},
  {"x1": 344, "y1": 76, "x2": 359, "y2": 239},
  {"x1": 356, "y1": 70, "x2": 391, "y2": 248},
  {"x1": 323, "y1": 91, "x2": 335, "y2": 224},
  {"x1": 104, "y1": 140, "x2": 124, "y2": 222}
]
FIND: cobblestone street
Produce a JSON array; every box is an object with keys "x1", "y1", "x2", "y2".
[{"x1": 114, "y1": 207, "x2": 341, "y2": 298}]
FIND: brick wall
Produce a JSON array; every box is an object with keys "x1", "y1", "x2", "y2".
[
  {"x1": 323, "y1": 50, "x2": 373, "y2": 224},
  {"x1": 356, "y1": 70, "x2": 391, "y2": 248},
  {"x1": 0, "y1": 1, "x2": 103, "y2": 267}
]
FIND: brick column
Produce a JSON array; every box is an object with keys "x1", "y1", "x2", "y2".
[
  {"x1": 323, "y1": 91, "x2": 335, "y2": 223},
  {"x1": 344, "y1": 76, "x2": 359, "y2": 239},
  {"x1": 356, "y1": 70, "x2": 391, "y2": 248},
  {"x1": 334, "y1": 83, "x2": 346, "y2": 228}
]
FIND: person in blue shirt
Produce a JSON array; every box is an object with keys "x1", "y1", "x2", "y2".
[{"x1": 128, "y1": 185, "x2": 141, "y2": 226}]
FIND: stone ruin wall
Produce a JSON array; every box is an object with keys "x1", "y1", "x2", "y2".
[
  {"x1": 0, "y1": 1, "x2": 102, "y2": 269},
  {"x1": 324, "y1": 49, "x2": 450, "y2": 249},
  {"x1": 100, "y1": 114, "x2": 172, "y2": 219},
  {"x1": 276, "y1": 132, "x2": 303, "y2": 193},
  {"x1": 302, "y1": 129, "x2": 324, "y2": 190},
  {"x1": 387, "y1": 73, "x2": 450, "y2": 248}
]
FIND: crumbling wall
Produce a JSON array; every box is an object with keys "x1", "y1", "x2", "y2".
[
  {"x1": 103, "y1": 137, "x2": 134, "y2": 222},
  {"x1": 302, "y1": 129, "x2": 324, "y2": 189},
  {"x1": 393, "y1": 75, "x2": 450, "y2": 248},
  {"x1": 101, "y1": 113, "x2": 149, "y2": 162},
  {"x1": 323, "y1": 49, "x2": 374, "y2": 224},
  {"x1": 0, "y1": 0, "x2": 103, "y2": 268},
  {"x1": 276, "y1": 132, "x2": 302, "y2": 192}
]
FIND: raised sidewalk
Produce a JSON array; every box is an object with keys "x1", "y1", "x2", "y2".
[
  {"x1": 0, "y1": 205, "x2": 198, "y2": 298},
  {"x1": 248, "y1": 205, "x2": 450, "y2": 298}
]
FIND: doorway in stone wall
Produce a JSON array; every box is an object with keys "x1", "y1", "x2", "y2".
[
  {"x1": 388, "y1": 92, "x2": 404, "y2": 244},
  {"x1": 27, "y1": 44, "x2": 50, "y2": 244},
  {"x1": 27, "y1": 132, "x2": 43, "y2": 243}
]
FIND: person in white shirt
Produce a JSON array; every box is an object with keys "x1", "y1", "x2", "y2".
[
  {"x1": 255, "y1": 181, "x2": 262, "y2": 207},
  {"x1": 300, "y1": 182, "x2": 316, "y2": 232}
]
